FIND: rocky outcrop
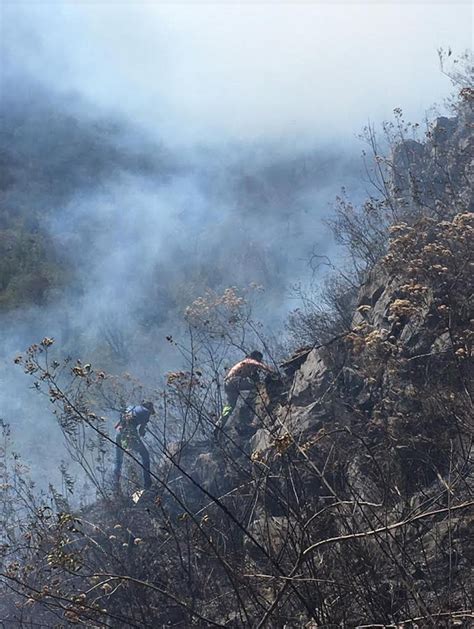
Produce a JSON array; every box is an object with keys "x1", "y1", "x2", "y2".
[{"x1": 391, "y1": 100, "x2": 473, "y2": 216}]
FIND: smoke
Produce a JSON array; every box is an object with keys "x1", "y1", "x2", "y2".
[
  {"x1": 0, "y1": 78, "x2": 363, "y2": 487},
  {"x1": 0, "y1": 2, "x2": 470, "y2": 487},
  {"x1": 2, "y1": 3, "x2": 471, "y2": 144}
]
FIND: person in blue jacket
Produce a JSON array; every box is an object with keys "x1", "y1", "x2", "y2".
[{"x1": 113, "y1": 401, "x2": 155, "y2": 491}]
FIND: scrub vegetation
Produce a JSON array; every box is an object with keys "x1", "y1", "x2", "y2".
[{"x1": 0, "y1": 59, "x2": 473, "y2": 627}]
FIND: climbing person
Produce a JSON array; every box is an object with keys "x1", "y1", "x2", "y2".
[
  {"x1": 113, "y1": 401, "x2": 155, "y2": 492},
  {"x1": 216, "y1": 351, "x2": 275, "y2": 435}
]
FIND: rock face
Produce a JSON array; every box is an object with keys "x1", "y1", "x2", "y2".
[
  {"x1": 150, "y1": 187, "x2": 472, "y2": 623},
  {"x1": 391, "y1": 101, "x2": 473, "y2": 217}
]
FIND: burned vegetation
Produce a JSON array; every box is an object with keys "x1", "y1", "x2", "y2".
[{"x1": 1, "y1": 85, "x2": 473, "y2": 627}]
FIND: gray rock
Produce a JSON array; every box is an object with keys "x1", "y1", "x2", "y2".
[{"x1": 291, "y1": 348, "x2": 332, "y2": 405}]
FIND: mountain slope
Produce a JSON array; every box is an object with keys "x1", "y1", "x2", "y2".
[{"x1": 1, "y1": 93, "x2": 472, "y2": 628}]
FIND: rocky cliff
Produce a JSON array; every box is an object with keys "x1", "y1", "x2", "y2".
[{"x1": 104, "y1": 97, "x2": 472, "y2": 626}]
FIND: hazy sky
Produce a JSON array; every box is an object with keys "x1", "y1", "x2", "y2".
[{"x1": 2, "y1": 2, "x2": 472, "y2": 145}]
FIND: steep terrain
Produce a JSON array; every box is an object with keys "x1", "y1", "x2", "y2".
[{"x1": 0, "y1": 94, "x2": 472, "y2": 627}]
